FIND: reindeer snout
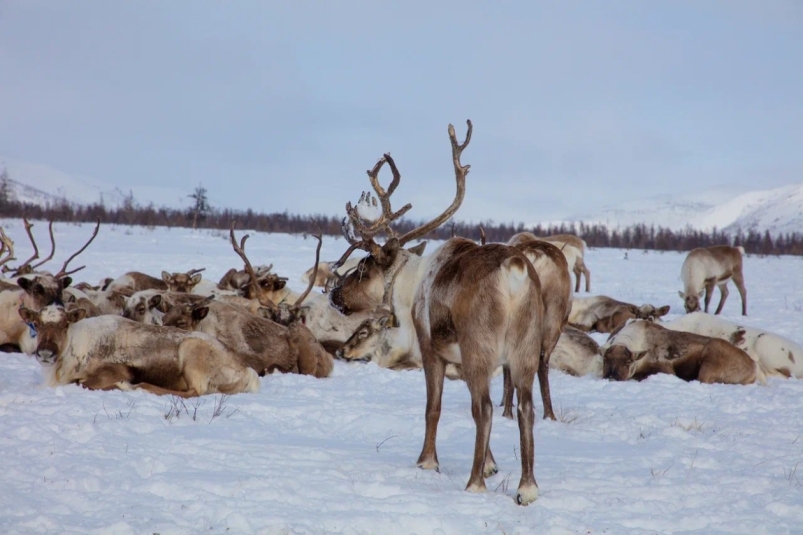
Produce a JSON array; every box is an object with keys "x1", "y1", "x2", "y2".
[{"x1": 35, "y1": 349, "x2": 56, "y2": 364}]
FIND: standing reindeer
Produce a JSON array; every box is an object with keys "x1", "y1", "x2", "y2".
[
  {"x1": 329, "y1": 120, "x2": 548, "y2": 505},
  {"x1": 679, "y1": 245, "x2": 747, "y2": 315}
]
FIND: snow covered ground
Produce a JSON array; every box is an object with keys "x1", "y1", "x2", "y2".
[{"x1": 1, "y1": 219, "x2": 802, "y2": 534}]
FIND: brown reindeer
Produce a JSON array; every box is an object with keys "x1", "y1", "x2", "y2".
[
  {"x1": 0, "y1": 220, "x2": 99, "y2": 354},
  {"x1": 679, "y1": 245, "x2": 747, "y2": 315},
  {"x1": 162, "y1": 297, "x2": 333, "y2": 379},
  {"x1": 500, "y1": 234, "x2": 572, "y2": 420},
  {"x1": 18, "y1": 305, "x2": 259, "y2": 397},
  {"x1": 602, "y1": 320, "x2": 758, "y2": 384},
  {"x1": 543, "y1": 233, "x2": 591, "y2": 292},
  {"x1": 569, "y1": 295, "x2": 670, "y2": 333},
  {"x1": 161, "y1": 268, "x2": 206, "y2": 293},
  {"x1": 329, "y1": 120, "x2": 546, "y2": 505}
]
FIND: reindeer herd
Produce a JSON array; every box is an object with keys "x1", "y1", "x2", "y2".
[{"x1": 1, "y1": 120, "x2": 801, "y2": 506}]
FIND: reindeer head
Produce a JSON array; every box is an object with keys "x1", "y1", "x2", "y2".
[
  {"x1": 636, "y1": 304, "x2": 671, "y2": 321},
  {"x1": 18, "y1": 305, "x2": 86, "y2": 366},
  {"x1": 602, "y1": 346, "x2": 648, "y2": 381},
  {"x1": 17, "y1": 275, "x2": 71, "y2": 309},
  {"x1": 329, "y1": 121, "x2": 471, "y2": 316},
  {"x1": 122, "y1": 290, "x2": 164, "y2": 324},
  {"x1": 335, "y1": 315, "x2": 398, "y2": 363},
  {"x1": 162, "y1": 269, "x2": 204, "y2": 293},
  {"x1": 161, "y1": 296, "x2": 214, "y2": 331},
  {"x1": 678, "y1": 290, "x2": 705, "y2": 314}
]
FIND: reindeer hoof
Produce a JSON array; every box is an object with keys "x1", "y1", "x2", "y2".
[
  {"x1": 483, "y1": 463, "x2": 499, "y2": 478},
  {"x1": 466, "y1": 482, "x2": 486, "y2": 493},
  {"x1": 417, "y1": 459, "x2": 439, "y2": 472},
  {"x1": 515, "y1": 484, "x2": 539, "y2": 506},
  {"x1": 502, "y1": 410, "x2": 514, "y2": 420}
]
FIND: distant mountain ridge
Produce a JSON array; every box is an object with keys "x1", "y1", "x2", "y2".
[
  {"x1": 0, "y1": 157, "x2": 187, "y2": 210},
  {"x1": 570, "y1": 182, "x2": 803, "y2": 237}
]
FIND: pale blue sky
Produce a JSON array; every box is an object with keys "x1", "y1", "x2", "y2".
[{"x1": 1, "y1": 1, "x2": 801, "y2": 223}]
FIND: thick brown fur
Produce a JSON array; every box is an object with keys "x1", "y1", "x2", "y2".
[
  {"x1": 500, "y1": 237, "x2": 572, "y2": 420},
  {"x1": 18, "y1": 305, "x2": 259, "y2": 397},
  {"x1": 413, "y1": 238, "x2": 544, "y2": 505},
  {"x1": 602, "y1": 320, "x2": 756, "y2": 384},
  {"x1": 162, "y1": 300, "x2": 333, "y2": 378}
]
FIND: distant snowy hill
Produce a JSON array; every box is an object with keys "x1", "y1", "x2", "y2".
[
  {"x1": 571, "y1": 182, "x2": 803, "y2": 236},
  {"x1": 0, "y1": 157, "x2": 188, "y2": 209}
]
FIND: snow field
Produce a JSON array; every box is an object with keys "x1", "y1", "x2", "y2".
[{"x1": 0, "y1": 219, "x2": 802, "y2": 534}]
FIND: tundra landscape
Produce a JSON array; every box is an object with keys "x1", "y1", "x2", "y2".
[{"x1": 0, "y1": 218, "x2": 802, "y2": 533}]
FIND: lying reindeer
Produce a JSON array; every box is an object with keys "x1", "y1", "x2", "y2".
[
  {"x1": 569, "y1": 295, "x2": 670, "y2": 333},
  {"x1": 338, "y1": 320, "x2": 601, "y2": 378},
  {"x1": 162, "y1": 298, "x2": 333, "y2": 379},
  {"x1": 602, "y1": 319, "x2": 759, "y2": 385},
  {"x1": 665, "y1": 312, "x2": 803, "y2": 379},
  {"x1": 18, "y1": 305, "x2": 260, "y2": 397}
]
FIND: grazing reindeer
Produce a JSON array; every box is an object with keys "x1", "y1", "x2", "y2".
[
  {"x1": 569, "y1": 295, "x2": 670, "y2": 333},
  {"x1": 665, "y1": 312, "x2": 803, "y2": 379},
  {"x1": 18, "y1": 305, "x2": 259, "y2": 396},
  {"x1": 543, "y1": 234, "x2": 591, "y2": 293},
  {"x1": 0, "y1": 220, "x2": 99, "y2": 354},
  {"x1": 330, "y1": 120, "x2": 546, "y2": 505},
  {"x1": 602, "y1": 320, "x2": 759, "y2": 385},
  {"x1": 679, "y1": 245, "x2": 747, "y2": 315}
]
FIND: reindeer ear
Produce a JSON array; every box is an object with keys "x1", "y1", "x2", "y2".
[
  {"x1": 377, "y1": 238, "x2": 401, "y2": 267},
  {"x1": 65, "y1": 293, "x2": 77, "y2": 304},
  {"x1": 190, "y1": 273, "x2": 203, "y2": 285},
  {"x1": 406, "y1": 241, "x2": 427, "y2": 256},
  {"x1": 101, "y1": 277, "x2": 114, "y2": 291},
  {"x1": 296, "y1": 306, "x2": 310, "y2": 320},
  {"x1": 256, "y1": 306, "x2": 274, "y2": 320},
  {"x1": 192, "y1": 306, "x2": 209, "y2": 322},
  {"x1": 657, "y1": 305, "x2": 670, "y2": 317},
  {"x1": 677, "y1": 291, "x2": 684, "y2": 299},
  {"x1": 161, "y1": 271, "x2": 171, "y2": 283},
  {"x1": 59, "y1": 277, "x2": 72, "y2": 289},
  {"x1": 273, "y1": 280, "x2": 286, "y2": 291},
  {"x1": 18, "y1": 307, "x2": 37, "y2": 324},
  {"x1": 17, "y1": 278, "x2": 33, "y2": 293},
  {"x1": 67, "y1": 308, "x2": 87, "y2": 323},
  {"x1": 148, "y1": 294, "x2": 162, "y2": 309}
]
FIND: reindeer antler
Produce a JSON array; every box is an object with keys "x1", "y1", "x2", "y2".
[
  {"x1": 479, "y1": 226, "x2": 486, "y2": 245},
  {"x1": 332, "y1": 154, "x2": 413, "y2": 270},
  {"x1": 12, "y1": 219, "x2": 39, "y2": 275},
  {"x1": 229, "y1": 222, "x2": 278, "y2": 312},
  {"x1": 292, "y1": 228, "x2": 323, "y2": 309},
  {"x1": 186, "y1": 267, "x2": 206, "y2": 276},
  {"x1": 55, "y1": 219, "x2": 100, "y2": 278},
  {"x1": 32, "y1": 221, "x2": 56, "y2": 270},
  {"x1": 398, "y1": 120, "x2": 472, "y2": 245},
  {"x1": 0, "y1": 228, "x2": 14, "y2": 269}
]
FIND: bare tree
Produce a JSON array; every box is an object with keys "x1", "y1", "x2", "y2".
[{"x1": 188, "y1": 184, "x2": 211, "y2": 230}]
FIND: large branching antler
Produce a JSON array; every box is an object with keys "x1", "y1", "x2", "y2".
[
  {"x1": 0, "y1": 228, "x2": 15, "y2": 269},
  {"x1": 55, "y1": 219, "x2": 100, "y2": 278},
  {"x1": 32, "y1": 221, "x2": 56, "y2": 270},
  {"x1": 292, "y1": 229, "x2": 323, "y2": 308},
  {"x1": 398, "y1": 119, "x2": 472, "y2": 245},
  {"x1": 10, "y1": 219, "x2": 39, "y2": 275},
  {"x1": 229, "y1": 222, "x2": 278, "y2": 312},
  {"x1": 332, "y1": 154, "x2": 413, "y2": 270}
]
